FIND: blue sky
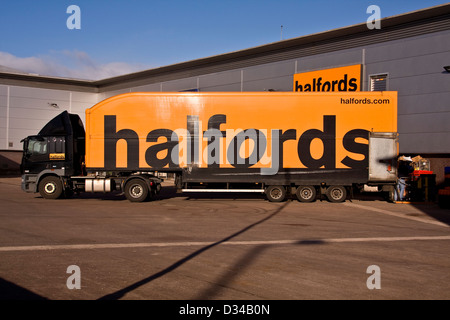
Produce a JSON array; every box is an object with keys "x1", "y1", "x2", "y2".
[{"x1": 0, "y1": 0, "x2": 448, "y2": 80}]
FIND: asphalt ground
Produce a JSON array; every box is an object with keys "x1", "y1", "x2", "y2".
[{"x1": 0, "y1": 176, "x2": 449, "y2": 303}]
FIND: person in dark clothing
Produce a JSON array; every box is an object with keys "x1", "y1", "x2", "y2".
[{"x1": 395, "y1": 156, "x2": 413, "y2": 201}]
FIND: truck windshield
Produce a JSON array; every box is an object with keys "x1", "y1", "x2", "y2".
[{"x1": 27, "y1": 138, "x2": 47, "y2": 156}]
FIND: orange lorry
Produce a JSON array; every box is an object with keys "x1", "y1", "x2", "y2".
[{"x1": 21, "y1": 91, "x2": 398, "y2": 202}]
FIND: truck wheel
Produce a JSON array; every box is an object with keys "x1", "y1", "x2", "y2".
[
  {"x1": 326, "y1": 186, "x2": 347, "y2": 203},
  {"x1": 39, "y1": 176, "x2": 63, "y2": 199},
  {"x1": 266, "y1": 186, "x2": 286, "y2": 202},
  {"x1": 296, "y1": 186, "x2": 316, "y2": 202},
  {"x1": 125, "y1": 179, "x2": 148, "y2": 202}
]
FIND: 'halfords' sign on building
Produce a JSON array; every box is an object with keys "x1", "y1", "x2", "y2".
[{"x1": 293, "y1": 65, "x2": 361, "y2": 92}]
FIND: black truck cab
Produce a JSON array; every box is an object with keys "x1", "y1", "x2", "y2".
[
  {"x1": 21, "y1": 111, "x2": 85, "y2": 195},
  {"x1": 20, "y1": 111, "x2": 161, "y2": 202}
]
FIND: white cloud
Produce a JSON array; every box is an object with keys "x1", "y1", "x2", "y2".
[{"x1": 0, "y1": 50, "x2": 149, "y2": 80}]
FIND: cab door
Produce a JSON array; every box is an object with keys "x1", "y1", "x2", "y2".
[{"x1": 21, "y1": 136, "x2": 66, "y2": 174}]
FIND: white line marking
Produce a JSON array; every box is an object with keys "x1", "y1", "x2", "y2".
[
  {"x1": 343, "y1": 202, "x2": 449, "y2": 228},
  {"x1": 1, "y1": 236, "x2": 450, "y2": 252}
]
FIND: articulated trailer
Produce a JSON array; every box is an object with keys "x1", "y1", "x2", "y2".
[{"x1": 21, "y1": 92, "x2": 398, "y2": 202}]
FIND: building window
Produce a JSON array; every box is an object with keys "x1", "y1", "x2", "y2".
[{"x1": 370, "y1": 74, "x2": 388, "y2": 91}]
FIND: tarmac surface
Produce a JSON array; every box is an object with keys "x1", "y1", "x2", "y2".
[{"x1": 0, "y1": 176, "x2": 449, "y2": 301}]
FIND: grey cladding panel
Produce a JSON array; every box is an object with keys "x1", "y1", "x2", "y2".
[
  {"x1": 365, "y1": 52, "x2": 450, "y2": 80},
  {"x1": 199, "y1": 70, "x2": 241, "y2": 88},
  {"x1": 243, "y1": 76, "x2": 293, "y2": 92},
  {"x1": 200, "y1": 83, "x2": 242, "y2": 92},
  {"x1": 0, "y1": 93, "x2": 6, "y2": 109},
  {"x1": 9, "y1": 128, "x2": 41, "y2": 141},
  {"x1": 10, "y1": 86, "x2": 70, "y2": 101},
  {"x1": 243, "y1": 60, "x2": 295, "y2": 82},
  {"x1": 9, "y1": 96, "x2": 70, "y2": 115},
  {"x1": 132, "y1": 83, "x2": 162, "y2": 92},
  {"x1": 399, "y1": 132, "x2": 450, "y2": 154},
  {"x1": 9, "y1": 109, "x2": 66, "y2": 128},
  {"x1": 99, "y1": 89, "x2": 131, "y2": 100},
  {"x1": 389, "y1": 74, "x2": 449, "y2": 96},
  {"x1": 399, "y1": 92, "x2": 450, "y2": 115},
  {"x1": 71, "y1": 92, "x2": 99, "y2": 104},
  {"x1": 0, "y1": 107, "x2": 6, "y2": 128},
  {"x1": 296, "y1": 49, "x2": 363, "y2": 73},
  {"x1": 398, "y1": 113, "x2": 450, "y2": 134},
  {"x1": 162, "y1": 77, "x2": 198, "y2": 91},
  {"x1": 365, "y1": 31, "x2": 450, "y2": 64},
  {"x1": 0, "y1": 85, "x2": 7, "y2": 96}
]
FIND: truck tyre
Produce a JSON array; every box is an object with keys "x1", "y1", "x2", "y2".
[
  {"x1": 326, "y1": 186, "x2": 347, "y2": 203},
  {"x1": 125, "y1": 179, "x2": 149, "y2": 202},
  {"x1": 39, "y1": 176, "x2": 63, "y2": 199},
  {"x1": 296, "y1": 186, "x2": 316, "y2": 202},
  {"x1": 266, "y1": 186, "x2": 286, "y2": 202}
]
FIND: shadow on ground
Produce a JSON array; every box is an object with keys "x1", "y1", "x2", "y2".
[{"x1": 0, "y1": 278, "x2": 48, "y2": 300}]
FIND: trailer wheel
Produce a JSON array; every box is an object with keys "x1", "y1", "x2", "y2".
[
  {"x1": 39, "y1": 176, "x2": 63, "y2": 199},
  {"x1": 296, "y1": 186, "x2": 317, "y2": 202},
  {"x1": 326, "y1": 186, "x2": 347, "y2": 203},
  {"x1": 125, "y1": 179, "x2": 148, "y2": 202},
  {"x1": 266, "y1": 186, "x2": 286, "y2": 202}
]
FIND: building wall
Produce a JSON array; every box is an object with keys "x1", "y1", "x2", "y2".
[
  {"x1": 0, "y1": 85, "x2": 8, "y2": 150},
  {"x1": 365, "y1": 30, "x2": 450, "y2": 155},
  {"x1": 0, "y1": 85, "x2": 99, "y2": 151}
]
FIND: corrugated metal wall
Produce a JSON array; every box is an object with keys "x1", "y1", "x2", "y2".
[{"x1": 0, "y1": 86, "x2": 98, "y2": 150}]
